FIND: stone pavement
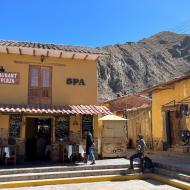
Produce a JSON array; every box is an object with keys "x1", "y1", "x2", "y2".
[
  {"x1": 79, "y1": 149, "x2": 190, "y2": 168},
  {"x1": 0, "y1": 180, "x2": 180, "y2": 190},
  {"x1": 1, "y1": 149, "x2": 188, "y2": 171},
  {"x1": 0, "y1": 150, "x2": 188, "y2": 189},
  {"x1": 126, "y1": 149, "x2": 190, "y2": 171}
]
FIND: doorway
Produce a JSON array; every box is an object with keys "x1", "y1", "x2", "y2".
[
  {"x1": 165, "y1": 111, "x2": 172, "y2": 148},
  {"x1": 165, "y1": 111, "x2": 181, "y2": 148},
  {"x1": 25, "y1": 117, "x2": 52, "y2": 161}
]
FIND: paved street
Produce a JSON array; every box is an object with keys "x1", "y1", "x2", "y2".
[{"x1": 1, "y1": 180, "x2": 180, "y2": 190}]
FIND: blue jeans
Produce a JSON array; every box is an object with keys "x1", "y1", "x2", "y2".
[
  {"x1": 130, "y1": 152, "x2": 144, "y2": 172},
  {"x1": 87, "y1": 146, "x2": 95, "y2": 162}
]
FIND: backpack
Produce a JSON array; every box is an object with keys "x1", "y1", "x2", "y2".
[{"x1": 143, "y1": 156, "x2": 154, "y2": 169}]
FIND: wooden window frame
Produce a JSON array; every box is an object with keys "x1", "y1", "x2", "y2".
[{"x1": 28, "y1": 65, "x2": 52, "y2": 104}]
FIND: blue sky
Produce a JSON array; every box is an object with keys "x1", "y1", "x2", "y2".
[{"x1": 1, "y1": 0, "x2": 190, "y2": 47}]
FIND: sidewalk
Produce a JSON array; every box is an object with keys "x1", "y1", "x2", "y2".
[
  {"x1": 0, "y1": 152, "x2": 188, "y2": 190},
  {"x1": 0, "y1": 180, "x2": 180, "y2": 190},
  {"x1": 126, "y1": 149, "x2": 190, "y2": 172},
  {"x1": 0, "y1": 150, "x2": 189, "y2": 172}
]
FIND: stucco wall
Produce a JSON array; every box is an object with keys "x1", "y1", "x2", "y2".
[
  {"x1": 0, "y1": 115, "x2": 9, "y2": 143},
  {"x1": 0, "y1": 53, "x2": 97, "y2": 105},
  {"x1": 152, "y1": 78, "x2": 190, "y2": 149},
  {"x1": 127, "y1": 107, "x2": 152, "y2": 149}
]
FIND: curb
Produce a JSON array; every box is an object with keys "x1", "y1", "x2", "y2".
[
  {"x1": 147, "y1": 174, "x2": 190, "y2": 190},
  {"x1": 0, "y1": 173, "x2": 189, "y2": 189},
  {"x1": 0, "y1": 174, "x2": 145, "y2": 189}
]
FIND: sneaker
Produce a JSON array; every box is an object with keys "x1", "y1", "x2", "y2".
[{"x1": 90, "y1": 161, "x2": 95, "y2": 165}]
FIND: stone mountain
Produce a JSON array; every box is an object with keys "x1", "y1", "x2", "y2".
[{"x1": 97, "y1": 31, "x2": 190, "y2": 101}]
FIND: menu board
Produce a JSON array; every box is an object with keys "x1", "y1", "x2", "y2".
[
  {"x1": 55, "y1": 116, "x2": 70, "y2": 141},
  {"x1": 9, "y1": 115, "x2": 22, "y2": 137},
  {"x1": 82, "y1": 115, "x2": 93, "y2": 137}
]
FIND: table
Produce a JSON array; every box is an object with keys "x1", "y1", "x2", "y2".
[
  {"x1": 0, "y1": 146, "x2": 10, "y2": 159},
  {"x1": 0, "y1": 145, "x2": 16, "y2": 165},
  {"x1": 65, "y1": 144, "x2": 84, "y2": 161}
]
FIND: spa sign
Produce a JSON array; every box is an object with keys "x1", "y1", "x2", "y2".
[
  {"x1": 0, "y1": 72, "x2": 20, "y2": 84},
  {"x1": 66, "y1": 78, "x2": 85, "y2": 86}
]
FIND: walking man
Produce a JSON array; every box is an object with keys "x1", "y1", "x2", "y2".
[
  {"x1": 129, "y1": 134, "x2": 146, "y2": 172},
  {"x1": 85, "y1": 130, "x2": 95, "y2": 165}
]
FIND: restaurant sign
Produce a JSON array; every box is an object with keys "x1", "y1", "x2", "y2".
[{"x1": 0, "y1": 72, "x2": 20, "y2": 84}]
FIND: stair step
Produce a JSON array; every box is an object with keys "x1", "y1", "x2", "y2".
[
  {"x1": 0, "y1": 164, "x2": 139, "y2": 175},
  {"x1": 0, "y1": 167, "x2": 140, "y2": 182},
  {"x1": 0, "y1": 174, "x2": 143, "y2": 189},
  {"x1": 154, "y1": 162, "x2": 190, "y2": 175},
  {"x1": 154, "y1": 167, "x2": 190, "y2": 183}
]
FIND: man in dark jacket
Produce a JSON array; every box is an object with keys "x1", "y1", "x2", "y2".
[
  {"x1": 85, "y1": 130, "x2": 95, "y2": 165},
  {"x1": 129, "y1": 134, "x2": 146, "y2": 172}
]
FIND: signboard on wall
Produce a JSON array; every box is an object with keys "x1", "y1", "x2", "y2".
[
  {"x1": 0, "y1": 72, "x2": 20, "y2": 84},
  {"x1": 55, "y1": 116, "x2": 70, "y2": 141},
  {"x1": 66, "y1": 78, "x2": 85, "y2": 86}
]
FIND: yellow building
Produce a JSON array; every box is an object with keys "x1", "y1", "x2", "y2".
[
  {"x1": 0, "y1": 40, "x2": 110, "y2": 163},
  {"x1": 142, "y1": 74, "x2": 190, "y2": 151}
]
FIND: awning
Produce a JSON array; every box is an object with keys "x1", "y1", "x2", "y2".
[
  {"x1": 161, "y1": 98, "x2": 190, "y2": 112},
  {"x1": 99, "y1": 114, "x2": 127, "y2": 121},
  {"x1": 0, "y1": 104, "x2": 111, "y2": 115}
]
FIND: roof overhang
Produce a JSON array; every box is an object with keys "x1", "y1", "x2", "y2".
[
  {"x1": 0, "y1": 45, "x2": 101, "y2": 61},
  {"x1": 125, "y1": 104, "x2": 151, "y2": 112},
  {"x1": 162, "y1": 96, "x2": 190, "y2": 112},
  {"x1": 140, "y1": 84, "x2": 175, "y2": 94},
  {"x1": 0, "y1": 104, "x2": 112, "y2": 115},
  {"x1": 140, "y1": 74, "x2": 190, "y2": 95}
]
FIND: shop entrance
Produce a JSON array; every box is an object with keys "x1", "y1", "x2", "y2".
[
  {"x1": 165, "y1": 111, "x2": 181, "y2": 147},
  {"x1": 25, "y1": 117, "x2": 52, "y2": 161}
]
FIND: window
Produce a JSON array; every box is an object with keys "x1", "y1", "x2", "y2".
[
  {"x1": 30, "y1": 68, "x2": 39, "y2": 87},
  {"x1": 29, "y1": 66, "x2": 52, "y2": 104},
  {"x1": 41, "y1": 67, "x2": 50, "y2": 88}
]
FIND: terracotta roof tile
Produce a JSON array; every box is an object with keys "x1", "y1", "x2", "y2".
[
  {"x1": 0, "y1": 104, "x2": 111, "y2": 115},
  {"x1": 0, "y1": 40, "x2": 108, "y2": 55},
  {"x1": 104, "y1": 95, "x2": 151, "y2": 112}
]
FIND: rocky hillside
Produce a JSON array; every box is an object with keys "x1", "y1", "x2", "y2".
[{"x1": 97, "y1": 31, "x2": 190, "y2": 101}]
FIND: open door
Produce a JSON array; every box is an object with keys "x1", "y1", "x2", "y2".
[{"x1": 25, "y1": 118, "x2": 52, "y2": 161}]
